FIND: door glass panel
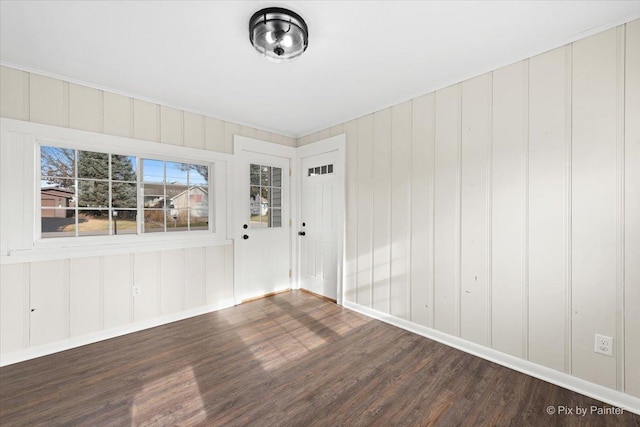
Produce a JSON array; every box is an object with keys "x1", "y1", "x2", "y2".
[{"x1": 249, "y1": 164, "x2": 283, "y2": 229}]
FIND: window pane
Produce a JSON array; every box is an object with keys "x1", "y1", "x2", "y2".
[
  {"x1": 41, "y1": 180, "x2": 75, "y2": 212},
  {"x1": 143, "y1": 183, "x2": 164, "y2": 207},
  {"x1": 78, "y1": 150, "x2": 109, "y2": 180},
  {"x1": 250, "y1": 164, "x2": 260, "y2": 185},
  {"x1": 77, "y1": 210, "x2": 110, "y2": 236},
  {"x1": 166, "y1": 184, "x2": 189, "y2": 202},
  {"x1": 260, "y1": 187, "x2": 270, "y2": 228},
  {"x1": 143, "y1": 210, "x2": 165, "y2": 233},
  {"x1": 261, "y1": 166, "x2": 271, "y2": 186},
  {"x1": 272, "y1": 167, "x2": 282, "y2": 187},
  {"x1": 112, "y1": 210, "x2": 137, "y2": 235},
  {"x1": 327, "y1": 164, "x2": 333, "y2": 174},
  {"x1": 314, "y1": 166, "x2": 321, "y2": 175},
  {"x1": 271, "y1": 188, "x2": 282, "y2": 208},
  {"x1": 270, "y1": 208, "x2": 282, "y2": 228},
  {"x1": 41, "y1": 209, "x2": 76, "y2": 238},
  {"x1": 112, "y1": 155, "x2": 137, "y2": 182},
  {"x1": 78, "y1": 180, "x2": 109, "y2": 208},
  {"x1": 321, "y1": 165, "x2": 327, "y2": 174},
  {"x1": 142, "y1": 159, "x2": 164, "y2": 183},
  {"x1": 189, "y1": 187, "x2": 208, "y2": 225},
  {"x1": 112, "y1": 182, "x2": 137, "y2": 208},
  {"x1": 166, "y1": 162, "x2": 188, "y2": 185},
  {"x1": 41, "y1": 146, "x2": 74, "y2": 178},
  {"x1": 189, "y1": 164, "x2": 208, "y2": 186},
  {"x1": 167, "y1": 209, "x2": 188, "y2": 232},
  {"x1": 250, "y1": 186, "x2": 262, "y2": 229}
]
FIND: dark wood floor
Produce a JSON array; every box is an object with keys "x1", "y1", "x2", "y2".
[{"x1": 1, "y1": 291, "x2": 638, "y2": 426}]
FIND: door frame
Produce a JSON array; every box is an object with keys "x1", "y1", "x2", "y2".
[
  {"x1": 295, "y1": 134, "x2": 346, "y2": 305},
  {"x1": 233, "y1": 136, "x2": 297, "y2": 304}
]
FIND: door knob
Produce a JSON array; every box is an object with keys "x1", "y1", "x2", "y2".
[
  {"x1": 243, "y1": 234, "x2": 249, "y2": 240},
  {"x1": 298, "y1": 231, "x2": 306, "y2": 236}
]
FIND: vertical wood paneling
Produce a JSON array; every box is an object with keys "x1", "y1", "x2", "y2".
[
  {"x1": 224, "y1": 121, "x2": 239, "y2": 154},
  {"x1": 30, "y1": 260, "x2": 68, "y2": 346},
  {"x1": 184, "y1": 112, "x2": 205, "y2": 150},
  {"x1": 160, "y1": 249, "x2": 184, "y2": 315},
  {"x1": 625, "y1": 19, "x2": 640, "y2": 398},
  {"x1": 69, "y1": 257, "x2": 102, "y2": 337},
  {"x1": 0, "y1": 66, "x2": 29, "y2": 120},
  {"x1": 103, "y1": 254, "x2": 133, "y2": 329},
  {"x1": 0, "y1": 264, "x2": 28, "y2": 353},
  {"x1": 205, "y1": 116, "x2": 225, "y2": 152},
  {"x1": 460, "y1": 73, "x2": 491, "y2": 346},
  {"x1": 372, "y1": 109, "x2": 392, "y2": 313},
  {"x1": 223, "y1": 244, "x2": 234, "y2": 301},
  {"x1": 160, "y1": 106, "x2": 184, "y2": 146},
  {"x1": 205, "y1": 245, "x2": 226, "y2": 305},
  {"x1": 103, "y1": 92, "x2": 132, "y2": 137},
  {"x1": 410, "y1": 93, "x2": 435, "y2": 327},
  {"x1": 69, "y1": 83, "x2": 103, "y2": 132},
  {"x1": 184, "y1": 247, "x2": 206, "y2": 309},
  {"x1": 133, "y1": 99, "x2": 160, "y2": 142},
  {"x1": 29, "y1": 74, "x2": 68, "y2": 127},
  {"x1": 528, "y1": 46, "x2": 569, "y2": 372},
  {"x1": 390, "y1": 102, "x2": 411, "y2": 319},
  {"x1": 492, "y1": 61, "x2": 528, "y2": 357},
  {"x1": 344, "y1": 119, "x2": 358, "y2": 303},
  {"x1": 571, "y1": 28, "x2": 619, "y2": 389},
  {"x1": 356, "y1": 114, "x2": 374, "y2": 307},
  {"x1": 133, "y1": 252, "x2": 160, "y2": 322},
  {"x1": 0, "y1": 133, "x2": 33, "y2": 253},
  {"x1": 434, "y1": 84, "x2": 461, "y2": 336}
]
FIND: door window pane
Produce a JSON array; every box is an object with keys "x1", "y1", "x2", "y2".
[{"x1": 249, "y1": 164, "x2": 283, "y2": 229}]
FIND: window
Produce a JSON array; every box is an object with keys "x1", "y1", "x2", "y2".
[
  {"x1": 40, "y1": 145, "x2": 211, "y2": 239},
  {"x1": 250, "y1": 164, "x2": 282, "y2": 228},
  {"x1": 141, "y1": 159, "x2": 209, "y2": 233},
  {"x1": 308, "y1": 163, "x2": 333, "y2": 176}
]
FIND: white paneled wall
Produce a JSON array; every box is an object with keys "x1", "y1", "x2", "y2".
[
  {"x1": 332, "y1": 20, "x2": 640, "y2": 398},
  {"x1": 0, "y1": 248, "x2": 234, "y2": 355},
  {"x1": 0, "y1": 66, "x2": 296, "y2": 152},
  {"x1": 0, "y1": 65, "x2": 293, "y2": 362},
  {"x1": 625, "y1": 19, "x2": 640, "y2": 398}
]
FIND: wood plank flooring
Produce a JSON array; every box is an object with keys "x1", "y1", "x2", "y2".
[{"x1": 1, "y1": 290, "x2": 638, "y2": 426}]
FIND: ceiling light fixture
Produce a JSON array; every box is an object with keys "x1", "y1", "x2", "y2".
[{"x1": 249, "y1": 7, "x2": 308, "y2": 62}]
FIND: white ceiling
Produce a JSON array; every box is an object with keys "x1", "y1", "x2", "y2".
[{"x1": 1, "y1": 1, "x2": 639, "y2": 138}]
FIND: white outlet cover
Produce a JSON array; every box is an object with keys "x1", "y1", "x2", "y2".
[{"x1": 594, "y1": 334, "x2": 613, "y2": 357}]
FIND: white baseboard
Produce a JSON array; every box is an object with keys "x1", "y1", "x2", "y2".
[
  {"x1": 0, "y1": 298, "x2": 235, "y2": 367},
  {"x1": 342, "y1": 300, "x2": 640, "y2": 416}
]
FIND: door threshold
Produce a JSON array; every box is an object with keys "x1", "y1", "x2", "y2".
[
  {"x1": 241, "y1": 289, "x2": 290, "y2": 304},
  {"x1": 299, "y1": 288, "x2": 337, "y2": 303}
]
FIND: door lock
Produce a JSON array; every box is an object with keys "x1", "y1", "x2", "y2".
[
  {"x1": 298, "y1": 231, "x2": 306, "y2": 236},
  {"x1": 243, "y1": 234, "x2": 249, "y2": 240}
]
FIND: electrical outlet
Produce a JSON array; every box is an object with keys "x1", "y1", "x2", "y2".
[
  {"x1": 132, "y1": 285, "x2": 142, "y2": 297},
  {"x1": 594, "y1": 334, "x2": 613, "y2": 357}
]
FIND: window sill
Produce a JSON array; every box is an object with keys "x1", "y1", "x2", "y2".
[{"x1": 1, "y1": 234, "x2": 233, "y2": 264}]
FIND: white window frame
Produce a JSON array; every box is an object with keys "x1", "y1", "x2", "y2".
[{"x1": 0, "y1": 118, "x2": 232, "y2": 264}]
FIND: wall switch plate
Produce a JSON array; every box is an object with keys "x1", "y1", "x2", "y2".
[
  {"x1": 132, "y1": 285, "x2": 142, "y2": 297},
  {"x1": 594, "y1": 334, "x2": 613, "y2": 357}
]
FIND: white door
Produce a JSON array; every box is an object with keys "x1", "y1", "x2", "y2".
[
  {"x1": 299, "y1": 151, "x2": 339, "y2": 300},
  {"x1": 235, "y1": 151, "x2": 291, "y2": 302}
]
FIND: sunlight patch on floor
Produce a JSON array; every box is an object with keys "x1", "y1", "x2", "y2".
[{"x1": 131, "y1": 366, "x2": 206, "y2": 426}]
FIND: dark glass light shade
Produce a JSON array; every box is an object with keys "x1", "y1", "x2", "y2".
[{"x1": 249, "y1": 7, "x2": 308, "y2": 62}]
